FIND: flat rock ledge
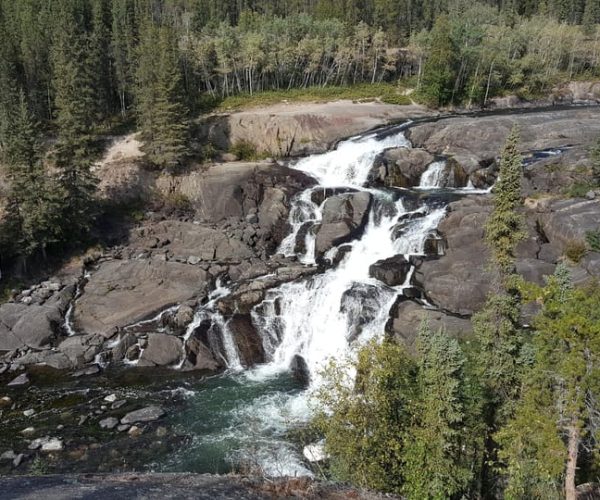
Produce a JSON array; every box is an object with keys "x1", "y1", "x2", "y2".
[{"x1": 0, "y1": 473, "x2": 396, "y2": 499}]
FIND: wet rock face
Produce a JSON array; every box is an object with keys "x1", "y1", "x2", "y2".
[
  {"x1": 0, "y1": 283, "x2": 74, "y2": 352},
  {"x1": 74, "y1": 259, "x2": 209, "y2": 338},
  {"x1": 315, "y1": 192, "x2": 372, "y2": 257},
  {"x1": 290, "y1": 355, "x2": 310, "y2": 387},
  {"x1": 369, "y1": 255, "x2": 411, "y2": 287},
  {"x1": 340, "y1": 283, "x2": 390, "y2": 343},
  {"x1": 228, "y1": 315, "x2": 265, "y2": 368},
  {"x1": 369, "y1": 148, "x2": 434, "y2": 188}
]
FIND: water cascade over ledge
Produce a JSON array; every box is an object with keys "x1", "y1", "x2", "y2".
[{"x1": 162, "y1": 124, "x2": 485, "y2": 476}]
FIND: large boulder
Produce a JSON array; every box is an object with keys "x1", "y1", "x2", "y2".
[
  {"x1": 369, "y1": 148, "x2": 434, "y2": 188},
  {"x1": 228, "y1": 314, "x2": 265, "y2": 368},
  {"x1": 139, "y1": 334, "x2": 183, "y2": 367},
  {"x1": 155, "y1": 162, "x2": 313, "y2": 222},
  {"x1": 386, "y1": 299, "x2": 473, "y2": 348},
  {"x1": 0, "y1": 285, "x2": 74, "y2": 352},
  {"x1": 315, "y1": 192, "x2": 372, "y2": 257},
  {"x1": 74, "y1": 259, "x2": 208, "y2": 337},
  {"x1": 369, "y1": 255, "x2": 411, "y2": 286}
]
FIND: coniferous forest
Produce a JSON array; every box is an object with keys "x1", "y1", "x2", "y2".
[
  {"x1": 1, "y1": 0, "x2": 599, "y2": 266},
  {"x1": 1, "y1": 1, "x2": 600, "y2": 499}
]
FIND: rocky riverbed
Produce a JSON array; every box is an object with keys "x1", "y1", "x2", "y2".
[{"x1": 1, "y1": 101, "x2": 600, "y2": 477}]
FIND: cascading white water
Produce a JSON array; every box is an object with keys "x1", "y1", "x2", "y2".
[
  {"x1": 277, "y1": 189, "x2": 322, "y2": 264},
  {"x1": 419, "y1": 160, "x2": 447, "y2": 189},
  {"x1": 179, "y1": 280, "x2": 243, "y2": 371},
  {"x1": 217, "y1": 129, "x2": 446, "y2": 476},
  {"x1": 293, "y1": 131, "x2": 410, "y2": 187},
  {"x1": 170, "y1": 126, "x2": 476, "y2": 477}
]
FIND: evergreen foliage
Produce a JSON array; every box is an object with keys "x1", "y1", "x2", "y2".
[
  {"x1": 135, "y1": 23, "x2": 189, "y2": 170},
  {"x1": 500, "y1": 267, "x2": 600, "y2": 499},
  {"x1": 314, "y1": 340, "x2": 416, "y2": 493},
  {"x1": 1, "y1": 90, "x2": 61, "y2": 261},
  {"x1": 417, "y1": 15, "x2": 459, "y2": 106},
  {"x1": 51, "y1": 0, "x2": 99, "y2": 244},
  {"x1": 401, "y1": 323, "x2": 478, "y2": 500},
  {"x1": 315, "y1": 325, "x2": 485, "y2": 498},
  {"x1": 485, "y1": 125, "x2": 526, "y2": 275}
]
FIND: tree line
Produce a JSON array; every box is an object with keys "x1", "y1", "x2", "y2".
[
  {"x1": 0, "y1": 0, "x2": 599, "y2": 270},
  {"x1": 315, "y1": 129, "x2": 600, "y2": 499}
]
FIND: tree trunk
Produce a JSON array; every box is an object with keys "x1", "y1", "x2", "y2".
[{"x1": 565, "y1": 423, "x2": 580, "y2": 500}]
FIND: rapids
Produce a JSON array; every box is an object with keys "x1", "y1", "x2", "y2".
[{"x1": 162, "y1": 124, "x2": 482, "y2": 476}]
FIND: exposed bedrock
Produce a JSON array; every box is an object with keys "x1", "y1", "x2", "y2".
[
  {"x1": 410, "y1": 195, "x2": 600, "y2": 322},
  {"x1": 386, "y1": 298, "x2": 473, "y2": 348},
  {"x1": 406, "y1": 108, "x2": 600, "y2": 188},
  {"x1": 0, "y1": 281, "x2": 75, "y2": 352},
  {"x1": 197, "y1": 101, "x2": 432, "y2": 157},
  {"x1": 74, "y1": 259, "x2": 209, "y2": 338},
  {"x1": 315, "y1": 192, "x2": 372, "y2": 258}
]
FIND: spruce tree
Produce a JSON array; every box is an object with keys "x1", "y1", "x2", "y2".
[
  {"x1": 472, "y1": 126, "x2": 527, "y2": 494},
  {"x1": 418, "y1": 15, "x2": 459, "y2": 107},
  {"x1": 485, "y1": 125, "x2": 526, "y2": 276},
  {"x1": 402, "y1": 322, "x2": 476, "y2": 500},
  {"x1": 498, "y1": 267, "x2": 600, "y2": 500},
  {"x1": 136, "y1": 23, "x2": 189, "y2": 171},
  {"x1": 1, "y1": 90, "x2": 61, "y2": 261},
  {"x1": 51, "y1": 0, "x2": 98, "y2": 244}
]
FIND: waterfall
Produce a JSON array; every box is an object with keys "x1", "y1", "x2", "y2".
[
  {"x1": 293, "y1": 131, "x2": 410, "y2": 188},
  {"x1": 277, "y1": 189, "x2": 322, "y2": 264},
  {"x1": 216, "y1": 128, "x2": 448, "y2": 476},
  {"x1": 169, "y1": 125, "x2": 477, "y2": 477},
  {"x1": 419, "y1": 160, "x2": 447, "y2": 189},
  {"x1": 179, "y1": 280, "x2": 243, "y2": 371}
]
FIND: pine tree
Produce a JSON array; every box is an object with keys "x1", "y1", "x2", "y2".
[
  {"x1": 136, "y1": 23, "x2": 189, "y2": 171},
  {"x1": 402, "y1": 322, "x2": 476, "y2": 500}
]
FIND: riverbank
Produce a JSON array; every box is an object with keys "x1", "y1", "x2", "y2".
[{"x1": 0, "y1": 473, "x2": 395, "y2": 499}]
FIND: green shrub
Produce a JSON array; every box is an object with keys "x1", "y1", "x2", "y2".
[
  {"x1": 567, "y1": 181, "x2": 594, "y2": 198},
  {"x1": 585, "y1": 230, "x2": 600, "y2": 252},
  {"x1": 161, "y1": 192, "x2": 194, "y2": 214},
  {"x1": 565, "y1": 239, "x2": 587, "y2": 263},
  {"x1": 230, "y1": 140, "x2": 260, "y2": 161}
]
